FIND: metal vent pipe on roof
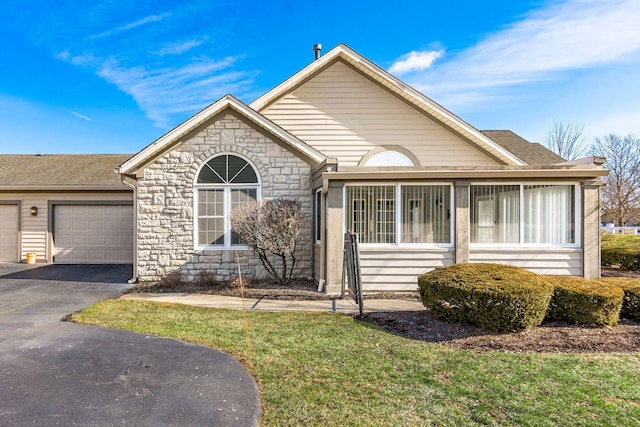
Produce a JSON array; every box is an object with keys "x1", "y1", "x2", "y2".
[{"x1": 313, "y1": 43, "x2": 322, "y2": 60}]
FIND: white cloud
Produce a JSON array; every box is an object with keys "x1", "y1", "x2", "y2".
[
  {"x1": 64, "y1": 109, "x2": 94, "y2": 122},
  {"x1": 157, "y1": 37, "x2": 208, "y2": 56},
  {"x1": 403, "y1": 0, "x2": 640, "y2": 108},
  {"x1": 54, "y1": 50, "x2": 71, "y2": 61},
  {"x1": 87, "y1": 13, "x2": 172, "y2": 40},
  {"x1": 93, "y1": 55, "x2": 257, "y2": 127},
  {"x1": 388, "y1": 50, "x2": 443, "y2": 74}
]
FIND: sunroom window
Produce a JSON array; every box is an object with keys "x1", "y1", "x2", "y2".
[
  {"x1": 470, "y1": 184, "x2": 577, "y2": 245},
  {"x1": 195, "y1": 155, "x2": 259, "y2": 248},
  {"x1": 345, "y1": 184, "x2": 451, "y2": 245}
]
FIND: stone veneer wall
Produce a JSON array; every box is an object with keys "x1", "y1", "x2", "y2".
[{"x1": 136, "y1": 112, "x2": 313, "y2": 282}]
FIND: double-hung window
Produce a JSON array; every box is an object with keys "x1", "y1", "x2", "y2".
[
  {"x1": 470, "y1": 184, "x2": 578, "y2": 246},
  {"x1": 195, "y1": 155, "x2": 260, "y2": 248},
  {"x1": 345, "y1": 184, "x2": 452, "y2": 245}
]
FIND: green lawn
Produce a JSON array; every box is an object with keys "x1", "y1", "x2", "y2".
[
  {"x1": 74, "y1": 300, "x2": 640, "y2": 426},
  {"x1": 602, "y1": 233, "x2": 640, "y2": 250}
]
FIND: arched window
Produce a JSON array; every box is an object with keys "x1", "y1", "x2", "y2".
[
  {"x1": 195, "y1": 154, "x2": 260, "y2": 248},
  {"x1": 364, "y1": 151, "x2": 415, "y2": 166}
]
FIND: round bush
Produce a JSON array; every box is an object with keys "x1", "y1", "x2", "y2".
[
  {"x1": 597, "y1": 277, "x2": 640, "y2": 320},
  {"x1": 418, "y1": 263, "x2": 554, "y2": 332},
  {"x1": 544, "y1": 276, "x2": 623, "y2": 326}
]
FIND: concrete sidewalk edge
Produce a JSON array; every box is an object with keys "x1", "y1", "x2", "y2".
[{"x1": 120, "y1": 293, "x2": 425, "y2": 314}]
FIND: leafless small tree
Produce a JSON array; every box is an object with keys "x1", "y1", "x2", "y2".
[
  {"x1": 592, "y1": 134, "x2": 640, "y2": 226},
  {"x1": 543, "y1": 121, "x2": 587, "y2": 160},
  {"x1": 231, "y1": 198, "x2": 302, "y2": 285}
]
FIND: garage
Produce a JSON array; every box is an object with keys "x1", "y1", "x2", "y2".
[
  {"x1": 0, "y1": 204, "x2": 19, "y2": 262},
  {"x1": 53, "y1": 204, "x2": 133, "y2": 264}
]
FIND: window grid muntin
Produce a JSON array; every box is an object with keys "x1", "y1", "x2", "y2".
[
  {"x1": 197, "y1": 154, "x2": 258, "y2": 184},
  {"x1": 346, "y1": 185, "x2": 396, "y2": 244},
  {"x1": 402, "y1": 185, "x2": 451, "y2": 244},
  {"x1": 195, "y1": 154, "x2": 260, "y2": 249},
  {"x1": 345, "y1": 183, "x2": 452, "y2": 245}
]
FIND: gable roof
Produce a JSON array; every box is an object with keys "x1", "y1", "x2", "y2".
[
  {"x1": 0, "y1": 154, "x2": 132, "y2": 190},
  {"x1": 250, "y1": 44, "x2": 527, "y2": 167},
  {"x1": 118, "y1": 95, "x2": 326, "y2": 175},
  {"x1": 480, "y1": 130, "x2": 565, "y2": 165}
]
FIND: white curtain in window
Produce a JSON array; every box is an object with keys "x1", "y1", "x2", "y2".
[
  {"x1": 497, "y1": 188, "x2": 519, "y2": 243},
  {"x1": 524, "y1": 185, "x2": 574, "y2": 244},
  {"x1": 470, "y1": 185, "x2": 519, "y2": 243}
]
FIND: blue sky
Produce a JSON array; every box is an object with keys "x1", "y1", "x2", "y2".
[{"x1": 1, "y1": 0, "x2": 639, "y2": 154}]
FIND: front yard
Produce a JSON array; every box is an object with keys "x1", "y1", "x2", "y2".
[{"x1": 73, "y1": 300, "x2": 640, "y2": 426}]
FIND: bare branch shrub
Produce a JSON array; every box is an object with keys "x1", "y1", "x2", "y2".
[
  {"x1": 592, "y1": 133, "x2": 640, "y2": 226},
  {"x1": 543, "y1": 121, "x2": 587, "y2": 160},
  {"x1": 228, "y1": 276, "x2": 254, "y2": 289},
  {"x1": 230, "y1": 198, "x2": 303, "y2": 285},
  {"x1": 159, "y1": 271, "x2": 186, "y2": 287},
  {"x1": 194, "y1": 270, "x2": 222, "y2": 287}
]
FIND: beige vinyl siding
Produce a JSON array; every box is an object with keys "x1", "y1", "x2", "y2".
[
  {"x1": 359, "y1": 248, "x2": 454, "y2": 291},
  {"x1": 260, "y1": 61, "x2": 499, "y2": 167},
  {"x1": 469, "y1": 248, "x2": 583, "y2": 276},
  {"x1": 21, "y1": 199, "x2": 48, "y2": 262}
]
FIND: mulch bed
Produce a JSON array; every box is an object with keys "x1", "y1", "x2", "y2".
[
  {"x1": 356, "y1": 311, "x2": 640, "y2": 353},
  {"x1": 130, "y1": 267, "x2": 640, "y2": 353}
]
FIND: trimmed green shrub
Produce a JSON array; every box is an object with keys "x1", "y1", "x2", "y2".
[
  {"x1": 601, "y1": 247, "x2": 640, "y2": 271},
  {"x1": 544, "y1": 276, "x2": 623, "y2": 326},
  {"x1": 601, "y1": 234, "x2": 640, "y2": 271},
  {"x1": 418, "y1": 263, "x2": 554, "y2": 332},
  {"x1": 597, "y1": 277, "x2": 640, "y2": 320}
]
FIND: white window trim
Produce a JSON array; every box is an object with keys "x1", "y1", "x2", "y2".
[
  {"x1": 469, "y1": 182, "x2": 581, "y2": 249},
  {"x1": 193, "y1": 154, "x2": 261, "y2": 251},
  {"x1": 343, "y1": 182, "x2": 454, "y2": 249}
]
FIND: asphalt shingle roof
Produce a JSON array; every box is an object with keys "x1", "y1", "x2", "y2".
[
  {"x1": 480, "y1": 130, "x2": 565, "y2": 165},
  {"x1": 0, "y1": 154, "x2": 133, "y2": 188}
]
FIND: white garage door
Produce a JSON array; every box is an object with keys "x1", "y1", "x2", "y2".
[
  {"x1": 54, "y1": 204, "x2": 133, "y2": 264},
  {"x1": 0, "y1": 204, "x2": 19, "y2": 262}
]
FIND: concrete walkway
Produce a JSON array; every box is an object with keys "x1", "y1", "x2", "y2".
[{"x1": 121, "y1": 293, "x2": 425, "y2": 314}]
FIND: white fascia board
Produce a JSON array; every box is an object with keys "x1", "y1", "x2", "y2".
[
  {"x1": 233, "y1": 98, "x2": 327, "y2": 164},
  {"x1": 251, "y1": 44, "x2": 526, "y2": 166},
  {"x1": 249, "y1": 46, "x2": 347, "y2": 111},
  {"x1": 119, "y1": 95, "x2": 325, "y2": 175},
  {"x1": 118, "y1": 96, "x2": 234, "y2": 174},
  {"x1": 336, "y1": 48, "x2": 527, "y2": 166}
]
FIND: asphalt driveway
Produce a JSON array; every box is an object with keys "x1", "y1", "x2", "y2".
[{"x1": 0, "y1": 263, "x2": 260, "y2": 426}]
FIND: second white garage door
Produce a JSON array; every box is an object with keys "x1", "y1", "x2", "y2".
[{"x1": 54, "y1": 204, "x2": 133, "y2": 264}]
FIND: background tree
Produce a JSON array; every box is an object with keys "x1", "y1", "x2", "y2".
[
  {"x1": 592, "y1": 134, "x2": 640, "y2": 226},
  {"x1": 543, "y1": 121, "x2": 587, "y2": 160},
  {"x1": 231, "y1": 198, "x2": 302, "y2": 285}
]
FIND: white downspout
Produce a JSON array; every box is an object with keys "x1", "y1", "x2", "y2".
[
  {"x1": 317, "y1": 178, "x2": 330, "y2": 292},
  {"x1": 120, "y1": 174, "x2": 139, "y2": 284}
]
